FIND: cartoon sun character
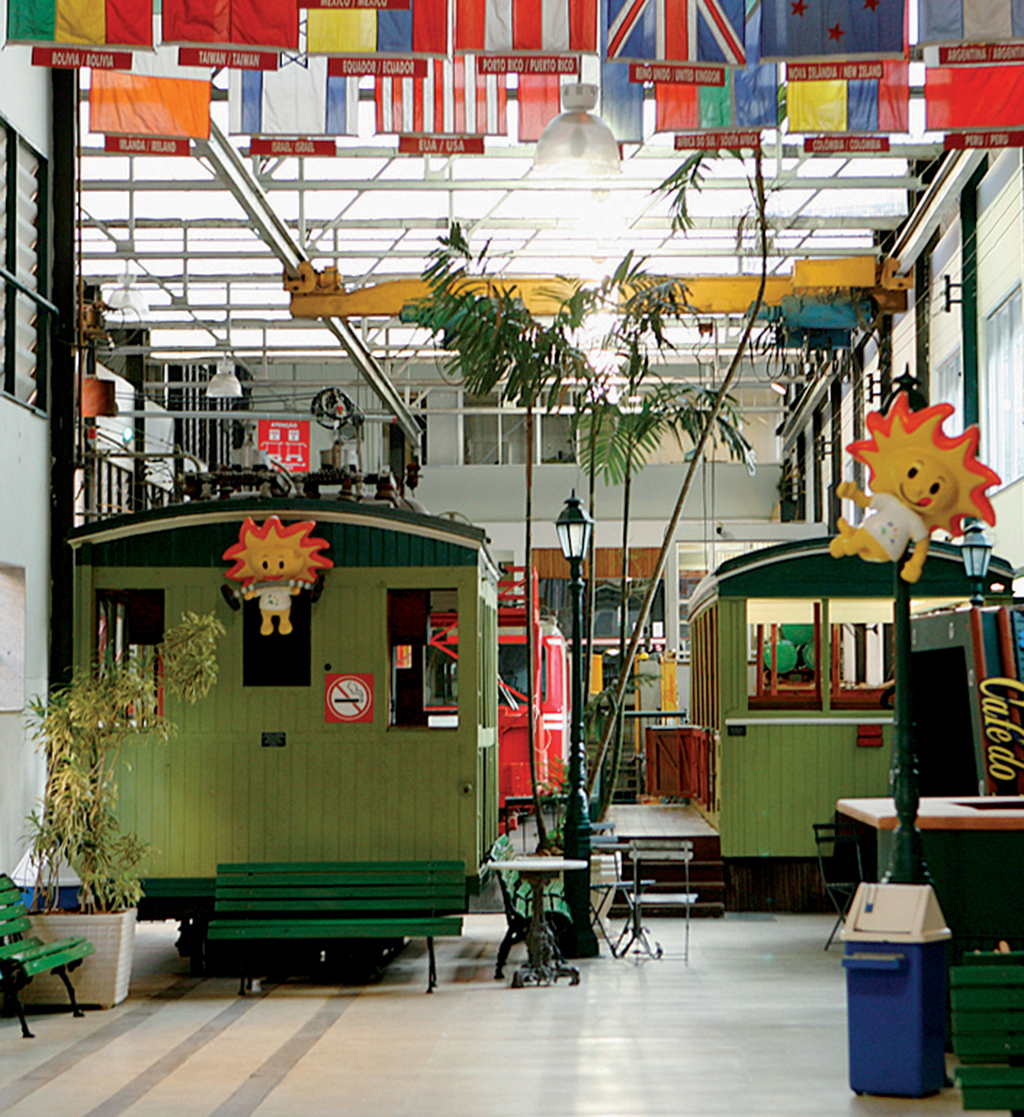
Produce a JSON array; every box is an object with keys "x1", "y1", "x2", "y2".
[
  {"x1": 829, "y1": 393, "x2": 1000, "y2": 583},
  {"x1": 223, "y1": 516, "x2": 334, "y2": 635}
]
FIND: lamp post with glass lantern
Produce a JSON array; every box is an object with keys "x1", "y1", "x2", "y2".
[
  {"x1": 961, "y1": 520, "x2": 993, "y2": 607},
  {"x1": 556, "y1": 492, "x2": 599, "y2": 958}
]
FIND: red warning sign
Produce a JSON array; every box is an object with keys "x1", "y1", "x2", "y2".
[{"x1": 325, "y1": 673, "x2": 374, "y2": 723}]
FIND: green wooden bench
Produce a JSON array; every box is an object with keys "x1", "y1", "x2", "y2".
[
  {"x1": 0, "y1": 873, "x2": 95, "y2": 1039},
  {"x1": 207, "y1": 861, "x2": 466, "y2": 994},
  {"x1": 951, "y1": 950, "x2": 1024, "y2": 1115}
]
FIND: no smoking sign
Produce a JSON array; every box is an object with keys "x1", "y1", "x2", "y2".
[{"x1": 325, "y1": 673, "x2": 375, "y2": 723}]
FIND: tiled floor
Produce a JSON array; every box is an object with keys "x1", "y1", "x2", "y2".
[{"x1": 0, "y1": 912, "x2": 997, "y2": 1117}]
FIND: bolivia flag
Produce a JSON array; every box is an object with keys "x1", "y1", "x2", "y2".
[{"x1": 7, "y1": 0, "x2": 152, "y2": 47}]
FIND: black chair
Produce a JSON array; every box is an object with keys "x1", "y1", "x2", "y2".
[{"x1": 813, "y1": 822, "x2": 865, "y2": 950}]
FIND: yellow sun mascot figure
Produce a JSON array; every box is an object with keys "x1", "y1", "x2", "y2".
[
  {"x1": 223, "y1": 516, "x2": 334, "y2": 635},
  {"x1": 829, "y1": 392, "x2": 1000, "y2": 583}
]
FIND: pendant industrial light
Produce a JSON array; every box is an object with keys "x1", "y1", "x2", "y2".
[
  {"x1": 206, "y1": 358, "x2": 244, "y2": 399},
  {"x1": 533, "y1": 83, "x2": 621, "y2": 177}
]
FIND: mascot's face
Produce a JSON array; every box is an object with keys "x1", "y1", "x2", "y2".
[
  {"x1": 875, "y1": 450, "x2": 960, "y2": 527},
  {"x1": 251, "y1": 541, "x2": 309, "y2": 582}
]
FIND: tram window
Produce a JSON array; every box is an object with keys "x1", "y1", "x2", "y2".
[
  {"x1": 390, "y1": 588, "x2": 459, "y2": 728},
  {"x1": 498, "y1": 643, "x2": 528, "y2": 707},
  {"x1": 748, "y1": 601, "x2": 822, "y2": 710},
  {"x1": 97, "y1": 590, "x2": 165, "y2": 667},
  {"x1": 242, "y1": 590, "x2": 311, "y2": 687},
  {"x1": 830, "y1": 618, "x2": 892, "y2": 709}
]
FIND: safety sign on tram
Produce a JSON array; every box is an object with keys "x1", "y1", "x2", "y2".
[{"x1": 324, "y1": 673, "x2": 375, "y2": 723}]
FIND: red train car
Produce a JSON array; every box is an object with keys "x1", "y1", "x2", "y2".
[{"x1": 495, "y1": 568, "x2": 568, "y2": 811}]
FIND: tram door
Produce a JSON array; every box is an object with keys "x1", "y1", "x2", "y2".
[{"x1": 910, "y1": 646, "x2": 979, "y2": 796}]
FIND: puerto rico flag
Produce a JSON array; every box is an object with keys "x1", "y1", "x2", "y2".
[
  {"x1": 375, "y1": 56, "x2": 508, "y2": 134},
  {"x1": 606, "y1": 0, "x2": 746, "y2": 66},
  {"x1": 229, "y1": 56, "x2": 360, "y2": 135},
  {"x1": 455, "y1": 0, "x2": 598, "y2": 54}
]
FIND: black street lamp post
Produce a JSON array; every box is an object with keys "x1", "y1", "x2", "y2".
[
  {"x1": 961, "y1": 520, "x2": 993, "y2": 607},
  {"x1": 556, "y1": 492, "x2": 599, "y2": 959}
]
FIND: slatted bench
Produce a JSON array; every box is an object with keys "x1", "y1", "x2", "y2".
[
  {"x1": 207, "y1": 861, "x2": 466, "y2": 994},
  {"x1": 0, "y1": 873, "x2": 95, "y2": 1039},
  {"x1": 950, "y1": 950, "x2": 1024, "y2": 1115}
]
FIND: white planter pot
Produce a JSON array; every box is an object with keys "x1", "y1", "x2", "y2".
[{"x1": 25, "y1": 909, "x2": 137, "y2": 1010}]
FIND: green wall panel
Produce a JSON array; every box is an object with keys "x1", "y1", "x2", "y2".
[
  {"x1": 719, "y1": 722, "x2": 890, "y2": 858},
  {"x1": 93, "y1": 562, "x2": 491, "y2": 880}
]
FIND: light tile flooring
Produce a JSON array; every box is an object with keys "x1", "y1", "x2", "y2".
[{"x1": 0, "y1": 913, "x2": 998, "y2": 1117}]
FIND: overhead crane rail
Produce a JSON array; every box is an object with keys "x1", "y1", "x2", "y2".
[{"x1": 287, "y1": 257, "x2": 911, "y2": 322}]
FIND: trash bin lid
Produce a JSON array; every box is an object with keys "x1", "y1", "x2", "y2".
[{"x1": 841, "y1": 882, "x2": 952, "y2": 943}]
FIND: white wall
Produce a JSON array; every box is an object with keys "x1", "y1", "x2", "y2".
[{"x1": 0, "y1": 45, "x2": 53, "y2": 870}]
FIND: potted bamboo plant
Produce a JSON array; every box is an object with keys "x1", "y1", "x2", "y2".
[{"x1": 22, "y1": 611, "x2": 223, "y2": 1008}]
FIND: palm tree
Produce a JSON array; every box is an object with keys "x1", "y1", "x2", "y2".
[{"x1": 414, "y1": 225, "x2": 590, "y2": 848}]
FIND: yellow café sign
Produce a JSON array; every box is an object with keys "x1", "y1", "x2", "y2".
[{"x1": 980, "y1": 676, "x2": 1024, "y2": 788}]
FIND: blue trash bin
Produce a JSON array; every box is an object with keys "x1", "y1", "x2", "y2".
[{"x1": 841, "y1": 883, "x2": 952, "y2": 1098}]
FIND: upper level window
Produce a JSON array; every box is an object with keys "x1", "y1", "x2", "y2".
[
  {"x1": 1, "y1": 123, "x2": 50, "y2": 409},
  {"x1": 984, "y1": 286, "x2": 1023, "y2": 488}
]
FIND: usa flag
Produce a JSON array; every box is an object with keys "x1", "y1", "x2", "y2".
[
  {"x1": 606, "y1": 0, "x2": 745, "y2": 66},
  {"x1": 375, "y1": 56, "x2": 508, "y2": 135}
]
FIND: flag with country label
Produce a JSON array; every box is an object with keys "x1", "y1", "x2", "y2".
[
  {"x1": 760, "y1": 0, "x2": 905, "y2": 63},
  {"x1": 162, "y1": 0, "x2": 298, "y2": 51},
  {"x1": 229, "y1": 57, "x2": 360, "y2": 136},
  {"x1": 7, "y1": 0, "x2": 152, "y2": 47},
  {"x1": 375, "y1": 56, "x2": 508, "y2": 134},
  {"x1": 654, "y1": 1, "x2": 776, "y2": 132},
  {"x1": 787, "y1": 59, "x2": 908, "y2": 132},
  {"x1": 455, "y1": 0, "x2": 598, "y2": 54},
  {"x1": 919, "y1": 0, "x2": 1024, "y2": 45},
  {"x1": 307, "y1": 0, "x2": 448, "y2": 57},
  {"x1": 926, "y1": 63, "x2": 1024, "y2": 129},
  {"x1": 606, "y1": 0, "x2": 746, "y2": 66},
  {"x1": 90, "y1": 47, "x2": 211, "y2": 137}
]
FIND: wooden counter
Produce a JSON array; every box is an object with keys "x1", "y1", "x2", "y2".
[{"x1": 838, "y1": 797, "x2": 1024, "y2": 832}]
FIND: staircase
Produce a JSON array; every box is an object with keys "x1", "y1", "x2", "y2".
[{"x1": 610, "y1": 833, "x2": 726, "y2": 919}]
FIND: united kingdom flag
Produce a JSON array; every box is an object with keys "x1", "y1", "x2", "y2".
[{"x1": 606, "y1": 0, "x2": 746, "y2": 65}]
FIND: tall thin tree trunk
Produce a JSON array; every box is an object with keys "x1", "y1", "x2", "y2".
[
  {"x1": 589, "y1": 151, "x2": 769, "y2": 804},
  {"x1": 598, "y1": 440, "x2": 634, "y2": 818}
]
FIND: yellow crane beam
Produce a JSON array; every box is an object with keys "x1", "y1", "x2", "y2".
[{"x1": 286, "y1": 257, "x2": 910, "y2": 321}]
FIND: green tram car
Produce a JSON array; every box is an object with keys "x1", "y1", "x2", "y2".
[
  {"x1": 686, "y1": 538, "x2": 1015, "y2": 909},
  {"x1": 68, "y1": 498, "x2": 501, "y2": 960}
]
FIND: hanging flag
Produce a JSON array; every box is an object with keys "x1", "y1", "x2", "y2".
[
  {"x1": 90, "y1": 49, "x2": 211, "y2": 137},
  {"x1": 760, "y1": 0, "x2": 905, "y2": 63},
  {"x1": 228, "y1": 56, "x2": 360, "y2": 136},
  {"x1": 606, "y1": 0, "x2": 746, "y2": 66},
  {"x1": 926, "y1": 63, "x2": 1024, "y2": 130},
  {"x1": 787, "y1": 59, "x2": 908, "y2": 133},
  {"x1": 919, "y1": 1, "x2": 1024, "y2": 46},
  {"x1": 599, "y1": 0, "x2": 644, "y2": 141},
  {"x1": 162, "y1": 0, "x2": 299, "y2": 51},
  {"x1": 455, "y1": 0, "x2": 597, "y2": 55},
  {"x1": 307, "y1": 0, "x2": 447, "y2": 57},
  {"x1": 654, "y1": 1, "x2": 776, "y2": 132},
  {"x1": 7, "y1": 0, "x2": 152, "y2": 47},
  {"x1": 375, "y1": 56, "x2": 508, "y2": 134},
  {"x1": 517, "y1": 74, "x2": 563, "y2": 141}
]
